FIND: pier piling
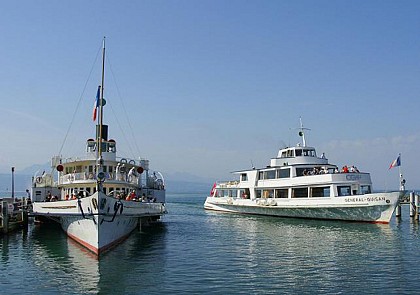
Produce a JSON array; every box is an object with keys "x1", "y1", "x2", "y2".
[
  {"x1": 1, "y1": 201, "x2": 9, "y2": 234},
  {"x1": 396, "y1": 204, "x2": 401, "y2": 217},
  {"x1": 415, "y1": 194, "x2": 420, "y2": 221},
  {"x1": 410, "y1": 192, "x2": 415, "y2": 218}
]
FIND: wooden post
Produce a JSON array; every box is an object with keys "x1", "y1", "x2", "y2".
[
  {"x1": 395, "y1": 204, "x2": 401, "y2": 217},
  {"x1": 397, "y1": 176, "x2": 406, "y2": 218},
  {"x1": 2, "y1": 201, "x2": 9, "y2": 234},
  {"x1": 415, "y1": 194, "x2": 420, "y2": 221},
  {"x1": 410, "y1": 192, "x2": 415, "y2": 218}
]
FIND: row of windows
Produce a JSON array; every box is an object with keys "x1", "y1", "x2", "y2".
[
  {"x1": 257, "y1": 168, "x2": 291, "y2": 180},
  {"x1": 65, "y1": 165, "x2": 115, "y2": 175},
  {"x1": 256, "y1": 187, "x2": 330, "y2": 198},
  {"x1": 215, "y1": 189, "x2": 250, "y2": 198},
  {"x1": 64, "y1": 186, "x2": 133, "y2": 198},
  {"x1": 216, "y1": 185, "x2": 372, "y2": 199},
  {"x1": 257, "y1": 185, "x2": 370, "y2": 198},
  {"x1": 280, "y1": 148, "x2": 316, "y2": 158}
]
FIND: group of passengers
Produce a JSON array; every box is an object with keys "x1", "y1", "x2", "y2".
[
  {"x1": 303, "y1": 167, "x2": 329, "y2": 176},
  {"x1": 339, "y1": 165, "x2": 359, "y2": 173},
  {"x1": 116, "y1": 190, "x2": 157, "y2": 203},
  {"x1": 303, "y1": 165, "x2": 360, "y2": 176},
  {"x1": 45, "y1": 191, "x2": 59, "y2": 202}
]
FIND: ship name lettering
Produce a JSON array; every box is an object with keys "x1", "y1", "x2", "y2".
[
  {"x1": 345, "y1": 196, "x2": 385, "y2": 203},
  {"x1": 346, "y1": 175, "x2": 362, "y2": 181}
]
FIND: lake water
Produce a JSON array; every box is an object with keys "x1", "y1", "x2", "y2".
[{"x1": 1, "y1": 193, "x2": 420, "y2": 294}]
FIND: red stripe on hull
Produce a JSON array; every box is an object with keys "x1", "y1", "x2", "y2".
[{"x1": 66, "y1": 228, "x2": 136, "y2": 256}]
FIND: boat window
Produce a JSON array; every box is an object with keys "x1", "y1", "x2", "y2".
[
  {"x1": 361, "y1": 185, "x2": 371, "y2": 194},
  {"x1": 256, "y1": 190, "x2": 262, "y2": 198},
  {"x1": 264, "y1": 170, "x2": 276, "y2": 180},
  {"x1": 275, "y1": 189, "x2": 288, "y2": 198},
  {"x1": 311, "y1": 187, "x2": 330, "y2": 198},
  {"x1": 277, "y1": 168, "x2": 290, "y2": 178},
  {"x1": 295, "y1": 149, "x2": 302, "y2": 156},
  {"x1": 292, "y1": 188, "x2": 308, "y2": 198},
  {"x1": 287, "y1": 150, "x2": 294, "y2": 157},
  {"x1": 240, "y1": 173, "x2": 248, "y2": 181},
  {"x1": 258, "y1": 171, "x2": 264, "y2": 180},
  {"x1": 230, "y1": 190, "x2": 238, "y2": 198},
  {"x1": 303, "y1": 149, "x2": 316, "y2": 157},
  {"x1": 338, "y1": 186, "x2": 351, "y2": 196},
  {"x1": 103, "y1": 166, "x2": 107, "y2": 173},
  {"x1": 239, "y1": 189, "x2": 249, "y2": 199},
  {"x1": 263, "y1": 189, "x2": 274, "y2": 198},
  {"x1": 281, "y1": 151, "x2": 287, "y2": 158},
  {"x1": 296, "y1": 168, "x2": 306, "y2": 177},
  {"x1": 224, "y1": 190, "x2": 229, "y2": 197},
  {"x1": 109, "y1": 166, "x2": 113, "y2": 173}
]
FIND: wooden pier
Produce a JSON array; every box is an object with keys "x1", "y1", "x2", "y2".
[
  {"x1": 0, "y1": 198, "x2": 29, "y2": 235},
  {"x1": 396, "y1": 191, "x2": 420, "y2": 220}
]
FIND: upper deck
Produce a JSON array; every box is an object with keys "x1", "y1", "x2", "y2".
[{"x1": 270, "y1": 146, "x2": 328, "y2": 167}]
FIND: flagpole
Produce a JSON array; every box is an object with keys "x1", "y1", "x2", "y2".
[
  {"x1": 96, "y1": 37, "x2": 106, "y2": 194},
  {"x1": 398, "y1": 153, "x2": 405, "y2": 191},
  {"x1": 98, "y1": 37, "x2": 106, "y2": 158}
]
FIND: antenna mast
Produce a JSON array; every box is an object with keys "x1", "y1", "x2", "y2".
[{"x1": 298, "y1": 117, "x2": 310, "y2": 147}]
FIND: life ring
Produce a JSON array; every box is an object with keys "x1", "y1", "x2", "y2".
[
  {"x1": 129, "y1": 160, "x2": 135, "y2": 165},
  {"x1": 88, "y1": 173, "x2": 94, "y2": 180},
  {"x1": 120, "y1": 158, "x2": 127, "y2": 163},
  {"x1": 36, "y1": 177, "x2": 42, "y2": 184}
]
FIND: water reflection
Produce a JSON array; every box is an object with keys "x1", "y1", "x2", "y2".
[
  {"x1": 3, "y1": 195, "x2": 420, "y2": 294},
  {"x1": 28, "y1": 223, "x2": 167, "y2": 294},
  {"x1": 202, "y1": 211, "x2": 407, "y2": 294}
]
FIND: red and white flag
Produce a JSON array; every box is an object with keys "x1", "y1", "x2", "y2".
[
  {"x1": 389, "y1": 154, "x2": 401, "y2": 170},
  {"x1": 92, "y1": 86, "x2": 101, "y2": 121}
]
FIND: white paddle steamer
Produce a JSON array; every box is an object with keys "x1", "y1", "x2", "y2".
[{"x1": 31, "y1": 38, "x2": 166, "y2": 255}]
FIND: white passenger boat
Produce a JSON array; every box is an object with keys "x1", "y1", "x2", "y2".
[
  {"x1": 204, "y1": 120, "x2": 402, "y2": 223},
  {"x1": 31, "y1": 38, "x2": 166, "y2": 255}
]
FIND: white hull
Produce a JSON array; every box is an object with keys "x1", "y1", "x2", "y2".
[
  {"x1": 32, "y1": 192, "x2": 166, "y2": 254},
  {"x1": 204, "y1": 192, "x2": 401, "y2": 223}
]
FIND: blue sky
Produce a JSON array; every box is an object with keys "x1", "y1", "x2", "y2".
[{"x1": 1, "y1": 1, "x2": 420, "y2": 189}]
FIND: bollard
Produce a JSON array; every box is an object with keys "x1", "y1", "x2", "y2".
[
  {"x1": 410, "y1": 192, "x2": 415, "y2": 218},
  {"x1": 416, "y1": 194, "x2": 420, "y2": 221}
]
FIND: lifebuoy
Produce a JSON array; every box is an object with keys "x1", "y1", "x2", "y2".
[
  {"x1": 129, "y1": 160, "x2": 135, "y2": 165},
  {"x1": 88, "y1": 173, "x2": 94, "y2": 180},
  {"x1": 120, "y1": 158, "x2": 127, "y2": 163},
  {"x1": 36, "y1": 177, "x2": 42, "y2": 184}
]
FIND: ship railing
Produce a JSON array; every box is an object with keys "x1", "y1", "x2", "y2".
[
  {"x1": 59, "y1": 172, "x2": 140, "y2": 185},
  {"x1": 217, "y1": 180, "x2": 240, "y2": 188}
]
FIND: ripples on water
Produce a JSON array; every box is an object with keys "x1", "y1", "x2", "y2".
[{"x1": 1, "y1": 194, "x2": 420, "y2": 294}]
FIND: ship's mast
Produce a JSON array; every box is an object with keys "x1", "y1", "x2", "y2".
[
  {"x1": 298, "y1": 117, "x2": 310, "y2": 147},
  {"x1": 97, "y1": 37, "x2": 106, "y2": 190},
  {"x1": 98, "y1": 37, "x2": 106, "y2": 158}
]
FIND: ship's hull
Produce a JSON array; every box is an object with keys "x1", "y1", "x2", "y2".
[
  {"x1": 32, "y1": 192, "x2": 166, "y2": 255},
  {"x1": 204, "y1": 192, "x2": 401, "y2": 223}
]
